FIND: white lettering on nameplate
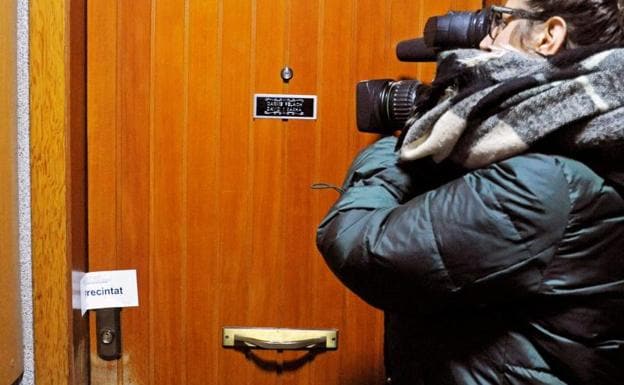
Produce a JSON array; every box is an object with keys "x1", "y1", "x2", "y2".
[
  {"x1": 253, "y1": 93, "x2": 317, "y2": 120},
  {"x1": 80, "y1": 270, "x2": 139, "y2": 315}
]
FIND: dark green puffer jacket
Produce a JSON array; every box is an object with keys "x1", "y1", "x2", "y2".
[{"x1": 317, "y1": 137, "x2": 624, "y2": 385}]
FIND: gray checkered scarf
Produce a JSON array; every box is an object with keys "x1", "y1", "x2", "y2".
[{"x1": 399, "y1": 46, "x2": 624, "y2": 169}]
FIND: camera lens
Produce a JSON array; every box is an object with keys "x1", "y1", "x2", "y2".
[
  {"x1": 424, "y1": 9, "x2": 490, "y2": 49},
  {"x1": 356, "y1": 80, "x2": 421, "y2": 134}
]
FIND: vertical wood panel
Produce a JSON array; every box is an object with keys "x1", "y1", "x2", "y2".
[
  {"x1": 0, "y1": 0, "x2": 23, "y2": 382},
  {"x1": 118, "y1": 0, "x2": 153, "y2": 383},
  {"x1": 217, "y1": 0, "x2": 254, "y2": 384},
  {"x1": 484, "y1": 0, "x2": 505, "y2": 6},
  {"x1": 68, "y1": 0, "x2": 90, "y2": 382},
  {"x1": 87, "y1": 0, "x2": 120, "y2": 383},
  {"x1": 251, "y1": 0, "x2": 286, "y2": 331},
  {"x1": 30, "y1": 2, "x2": 72, "y2": 380},
  {"x1": 186, "y1": 0, "x2": 221, "y2": 384},
  {"x1": 30, "y1": 0, "x2": 89, "y2": 383},
  {"x1": 454, "y1": 0, "x2": 484, "y2": 8},
  {"x1": 248, "y1": 0, "x2": 287, "y2": 383},
  {"x1": 151, "y1": 0, "x2": 187, "y2": 383}
]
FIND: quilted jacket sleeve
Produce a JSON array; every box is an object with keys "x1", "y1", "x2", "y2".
[{"x1": 316, "y1": 137, "x2": 571, "y2": 314}]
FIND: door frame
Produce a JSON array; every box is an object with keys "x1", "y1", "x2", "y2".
[{"x1": 29, "y1": 0, "x2": 88, "y2": 383}]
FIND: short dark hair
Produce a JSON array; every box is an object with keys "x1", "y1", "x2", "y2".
[{"x1": 526, "y1": 0, "x2": 624, "y2": 46}]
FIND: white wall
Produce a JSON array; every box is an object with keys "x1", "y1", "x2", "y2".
[{"x1": 17, "y1": 0, "x2": 34, "y2": 383}]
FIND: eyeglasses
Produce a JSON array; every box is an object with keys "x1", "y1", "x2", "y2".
[{"x1": 488, "y1": 5, "x2": 548, "y2": 40}]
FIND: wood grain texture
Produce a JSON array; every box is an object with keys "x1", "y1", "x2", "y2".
[
  {"x1": 86, "y1": 0, "x2": 120, "y2": 383},
  {"x1": 0, "y1": 0, "x2": 23, "y2": 382},
  {"x1": 151, "y1": 0, "x2": 188, "y2": 383},
  {"x1": 68, "y1": 1, "x2": 90, "y2": 383},
  {"x1": 118, "y1": 1, "x2": 153, "y2": 383},
  {"x1": 484, "y1": 0, "x2": 505, "y2": 6},
  {"x1": 186, "y1": 2, "x2": 222, "y2": 384},
  {"x1": 30, "y1": 0, "x2": 89, "y2": 383},
  {"x1": 88, "y1": 1, "x2": 481, "y2": 384}
]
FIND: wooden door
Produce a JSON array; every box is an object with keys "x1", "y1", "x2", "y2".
[{"x1": 87, "y1": 1, "x2": 482, "y2": 384}]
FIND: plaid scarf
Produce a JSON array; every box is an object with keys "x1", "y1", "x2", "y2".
[{"x1": 399, "y1": 46, "x2": 624, "y2": 170}]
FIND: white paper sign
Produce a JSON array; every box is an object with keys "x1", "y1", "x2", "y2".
[{"x1": 80, "y1": 270, "x2": 139, "y2": 316}]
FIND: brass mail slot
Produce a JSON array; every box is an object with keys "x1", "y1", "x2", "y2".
[{"x1": 222, "y1": 327, "x2": 338, "y2": 350}]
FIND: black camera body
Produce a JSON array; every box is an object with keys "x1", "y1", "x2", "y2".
[{"x1": 357, "y1": 8, "x2": 491, "y2": 134}]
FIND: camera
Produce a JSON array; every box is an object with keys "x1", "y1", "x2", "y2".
[
  {"x1": 357, "y1": 8, "x2": 491, "y2": 134},
  {"x1": 356, "y1": 79, "x2": 426, "y2": 135}
]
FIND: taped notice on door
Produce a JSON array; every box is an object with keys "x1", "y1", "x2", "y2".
[{"x1": 80, "y1": 270, "x2": 139, "y2": 315}]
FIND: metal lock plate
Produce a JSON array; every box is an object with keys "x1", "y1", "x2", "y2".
[{"x1": 96, "y1": 308, "x2": 122, "y2": 360}]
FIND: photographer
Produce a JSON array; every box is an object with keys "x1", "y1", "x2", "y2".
[{"x1": 317, "y1": 1, "x2": 624, "y2": 384}]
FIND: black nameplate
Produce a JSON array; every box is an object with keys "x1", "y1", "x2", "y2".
[{"x1": 254, "y1": 94, "x2": 317, "y2": 120}]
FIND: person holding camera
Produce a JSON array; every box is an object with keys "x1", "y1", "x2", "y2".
[{"x1": 317, "y1": 1, "x2": 624, "y2": 384}]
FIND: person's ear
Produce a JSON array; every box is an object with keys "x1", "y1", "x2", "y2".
[{"x1": 533, "y1": 16, "x2": 568, "y2": 55}]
